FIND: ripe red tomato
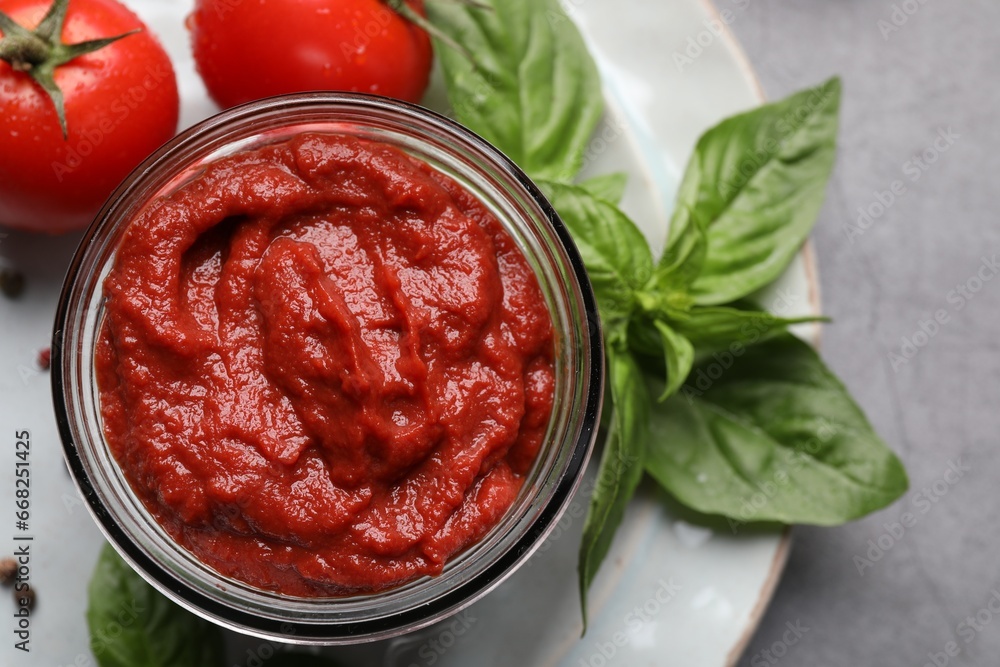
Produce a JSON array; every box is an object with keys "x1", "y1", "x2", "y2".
[
  {"x1": 0, "y1": 0, "x2": 180, "y2": 234},
  {"x1": 189, "y1": 0, "x2": 433, "y2": 109}
]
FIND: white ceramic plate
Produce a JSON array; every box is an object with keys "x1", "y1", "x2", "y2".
[{"x1": 0, "y1": 0, "x2": 819, "y2": 664}]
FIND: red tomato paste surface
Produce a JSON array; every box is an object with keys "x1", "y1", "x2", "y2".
[{"x1": 96, "y1": 133, "x2": 555, "y2": 596}]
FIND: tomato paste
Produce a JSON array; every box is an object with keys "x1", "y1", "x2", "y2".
[{"x1": 96, "y1": 133, "x2": 555, "y2": 596}]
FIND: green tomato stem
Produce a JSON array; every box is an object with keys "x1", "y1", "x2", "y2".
[{"x1": 0, "y1": 33, "x2": 50, "y2": 69}]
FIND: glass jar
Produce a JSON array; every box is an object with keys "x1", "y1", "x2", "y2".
[{"x1": 52, "y1": 92, "x2": 603, "y2": 644}]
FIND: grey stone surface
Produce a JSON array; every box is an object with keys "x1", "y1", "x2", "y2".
[{"x1": 725, "y1": 1, "x2": 1000, "y2": 665}]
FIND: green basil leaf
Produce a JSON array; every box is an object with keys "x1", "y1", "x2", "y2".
[
  {"x1": 673, "y1": 77, "x2": 841, "y2": 305},
  {"x1": 579, "y1": 342, "x2": 649, "y2": 629},
  {"x1": 625, "y1": 315, "x2": 665, "y2": 360},
  {"x1": 542, "y1": 181, "x2": 653, "y2": 323},
  {"x1": 669, "y1": 305, "x2": 827, "y2": 352},
  {"x1": 654, "y1": 320, "x2": 694, "y2": 401},
  {"x1": 578, "y1": 172, "x2": 629, "y2": 205},
  {"x1": 87, "y1": 544, "x2": 225, "y2": 667},
  {"x1": 426, "y1": 0, "x2": 603, "y2": 183},
  {"x1": 645, "y1": 334, "x2": 908, "y2": 526},
  {"x1": 656, "y1": 205, "x2": 706, "y2": 291}
]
